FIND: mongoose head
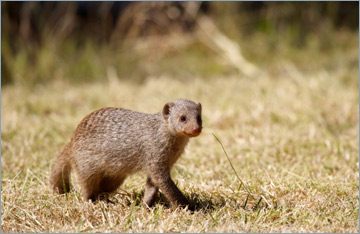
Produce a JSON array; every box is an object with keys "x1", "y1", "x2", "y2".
[{"x1": 162, "y1": 99, "x2": 202, "y2": 137}]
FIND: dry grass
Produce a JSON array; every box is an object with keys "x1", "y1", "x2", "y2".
[{"x1": 1, "y1": 62, "x2": 359, "y2": 232}]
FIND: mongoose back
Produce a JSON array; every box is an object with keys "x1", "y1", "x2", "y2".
[{"x1": 50, "y1": 99, "x2": 202, "y2": 209}]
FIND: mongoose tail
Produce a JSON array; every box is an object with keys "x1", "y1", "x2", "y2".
[{"x1": 50, "y1": 144, "x2": 72, "y2": 194}]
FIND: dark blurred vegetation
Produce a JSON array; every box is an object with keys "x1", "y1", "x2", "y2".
[{"x1": 2, "y1": 1, "x2": 359, "y2": 86}]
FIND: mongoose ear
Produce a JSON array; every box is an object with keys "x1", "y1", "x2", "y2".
[
  {"x1": 162, "y1": 102, "x2": 173, "y2": 120},
  {"x1": 197, "y1": 102, "x2": 202, "y2": 112}
]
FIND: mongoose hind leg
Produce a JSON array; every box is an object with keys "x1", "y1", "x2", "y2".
[
  {"x1": 80, "y1": 175, "x2": 102, "y2": 202},
  {"x1": 143, "y1": 177, "x2": 159, "y2": 208},
  {"x1": 99, "y1": 176, "x2": 125, "y2": 193}
]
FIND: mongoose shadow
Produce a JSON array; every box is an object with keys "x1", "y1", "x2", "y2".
[
  {"x1": 97, "y1": 190, "x2": 226, "y2": 213},
  {"x1": 50, "y1": 99, "x2": 204, "y2": 210}
]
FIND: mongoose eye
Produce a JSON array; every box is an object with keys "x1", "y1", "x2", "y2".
[
  {"x1": 180, "y1": 115, "x2": 187, "y2": 122},
  {"x1": 197, "y1": 115, "x2": 201, "y2": 122}
]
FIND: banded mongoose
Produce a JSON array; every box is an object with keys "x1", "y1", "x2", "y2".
[{"x1": 50, "y1": 99, "x2": 202, "y2": 209}]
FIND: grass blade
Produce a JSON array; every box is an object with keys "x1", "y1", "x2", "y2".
[{"x1": 212, "y1": 133, "x2": 253, "y2": 196}]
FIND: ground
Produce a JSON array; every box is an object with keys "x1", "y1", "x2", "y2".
[{"x1": 1, "y1": 61, "x2": 358, "y2": 232}]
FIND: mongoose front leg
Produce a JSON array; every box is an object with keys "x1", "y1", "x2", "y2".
[
  {"x1": 143, "y1": 177, "x2": 159, "y2": 208},
  {"x1": 149, "y1": 171, "x2": 190, "y2": 209}
]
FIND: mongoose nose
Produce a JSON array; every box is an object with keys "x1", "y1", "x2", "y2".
[{"x1": 192, "y1": 127, "x2": 200, "y2": 134}]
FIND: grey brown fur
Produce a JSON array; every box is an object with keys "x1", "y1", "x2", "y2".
[{"x1": 50, "y1": 99, "x2": 202, "y2": 209}]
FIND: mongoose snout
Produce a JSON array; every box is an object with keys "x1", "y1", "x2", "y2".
[
  {"x1": 191, "y1": 127, "x2": 201, "y2": 135},
  {"x1": 184, "y1": 126, "x2": 202, "y2": 137},
  {"x1": 50, "y1": 98, "x2": 202, "y2": 210}
]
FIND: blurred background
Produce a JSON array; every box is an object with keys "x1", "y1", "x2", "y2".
[{"x1": 2, "y1": 1, "x2": 358, "y2": 86}]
